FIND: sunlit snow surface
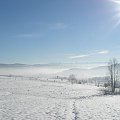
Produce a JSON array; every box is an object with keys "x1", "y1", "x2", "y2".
[{"x1": 0, "y1": 76, "x2": 120, "y2": 120}]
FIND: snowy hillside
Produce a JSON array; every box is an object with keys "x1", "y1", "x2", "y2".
[
  {"x1": 0, "y1": 63, "x2": 108, "y2": 79},
  {"x1": 56, "y1": 66, "x2": 108, "y2": 79}
]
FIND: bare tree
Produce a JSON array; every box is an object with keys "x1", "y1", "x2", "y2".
[
  {"x1": 108, "y1": 58, "x2": 119, "y2": 93},
  {"x1": 68, "y1": 74, "x2": 77, "y2": 84}
]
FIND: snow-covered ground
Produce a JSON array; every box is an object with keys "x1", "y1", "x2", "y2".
[{"x1": 0, "y1": 76, "x2": 120, "y2": 120}]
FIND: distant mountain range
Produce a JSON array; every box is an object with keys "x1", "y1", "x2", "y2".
[
  {"x1": 0, "y1": 63, "x2": 108, "y2": 68},
  {"x1": 0, "y1": 63, "x2": 59, "y2": 68},
  {"x1": 56, "y1": 66, "x2": 108, "y2": 79},
  {"x1": 0, "y1": 63, "x2": 29, "y2": 68},
  {"x1": 0, "y1": 63, "x2": 67, "y2": 68},
  {"x1": 0, "y1": 63, "x2": 119, "y2": 79}
]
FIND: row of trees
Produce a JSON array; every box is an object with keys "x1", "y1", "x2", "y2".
[{"x1": 67, "y1": 58, "x2": 119, "y2": 94}]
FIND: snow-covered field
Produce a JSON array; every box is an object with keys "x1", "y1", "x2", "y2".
[{"x1": 0, "y1": 76, "x2": 120, "y2": 120}]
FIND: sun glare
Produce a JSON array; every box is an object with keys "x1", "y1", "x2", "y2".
[
  {"x1": 110, "y1": 0, "x2": 120, "y2": 4},
  {"x1": 109, "y1": 0, "x2": 120, "y2": 29}
]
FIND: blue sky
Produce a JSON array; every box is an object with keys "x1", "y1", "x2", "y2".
[{"x1": 0, "y1": 0, "x2": 120, "y2": 65}]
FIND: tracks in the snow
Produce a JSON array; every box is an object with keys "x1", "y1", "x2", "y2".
[
  {"x1": 72, "y1": 100, "x2": 79, "y2": 120},
  {"x1": 71, "y1": 94, "x2": 104, "y2": 120},
  {"x1": 70, "y1": 93, "x2": 104, "y2": 100}
]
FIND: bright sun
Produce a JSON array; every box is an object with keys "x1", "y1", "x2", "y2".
[{"x1": 109, "y1": 0, "x2": 120, "y2": 29}]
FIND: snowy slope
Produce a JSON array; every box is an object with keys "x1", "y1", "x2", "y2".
[
  {"x1": 57, "y1": 66, "x2": 108, "y2": 79},
  {"x1": 0, "y1": 64, "x2": 108, "y2": 79}
]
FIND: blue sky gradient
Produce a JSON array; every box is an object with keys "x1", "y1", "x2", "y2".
[{"x1": 0, "y1": 0, "x2": 120, "y2": 64}]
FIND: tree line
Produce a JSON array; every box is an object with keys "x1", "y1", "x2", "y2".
[{"x1": 108, "y1": 58, "x2": 120, "y2": 94}]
